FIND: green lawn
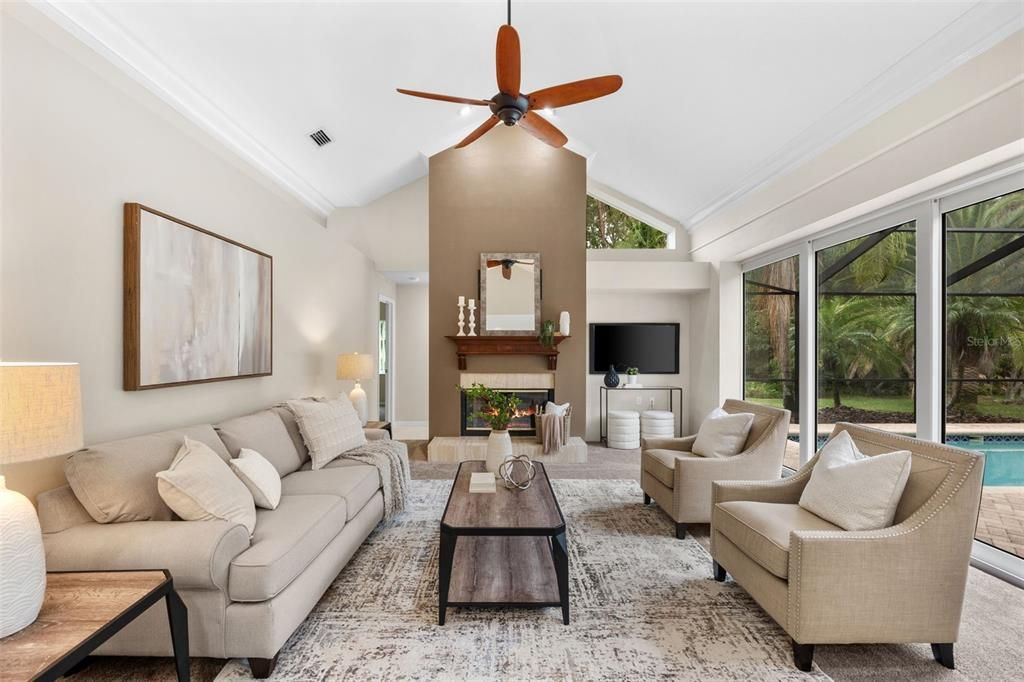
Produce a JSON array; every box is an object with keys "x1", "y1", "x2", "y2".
[{"x1": 746, "y1": 395, "x2": 1023, "y2": 420}]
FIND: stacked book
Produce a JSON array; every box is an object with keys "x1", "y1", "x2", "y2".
[{"x1": 469, "y1": 472, "x2": 497, "y2": 493}]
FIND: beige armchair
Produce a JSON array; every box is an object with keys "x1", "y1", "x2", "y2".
[
  {"x1": 710, "y1": 423, "x2": 984, "y2": 672},
  {"x1": 640, "y1": 399, "x2": 791, "y2": 538}
]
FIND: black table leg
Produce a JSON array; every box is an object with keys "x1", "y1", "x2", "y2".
[
  {"x1": 552, "y1": 531, "x2": 570, "y2": 625},
  {"x1": 165, "y1": 587, "x2": 189, "y2": 682},
  {"x1": 438, "y1": 528, "x2": 457, "y2": 625}
]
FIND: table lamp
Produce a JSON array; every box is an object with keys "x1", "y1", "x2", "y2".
[
  {"x1": 336, "y1": 352, "x2": 375, "y2": 425},
  {"x1": 0, "y1": 363, "x2": 83, "y2": 638}
]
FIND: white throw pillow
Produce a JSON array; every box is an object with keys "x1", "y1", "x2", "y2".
[
  {"x1": 229, "y1": 448, "x2": 282, "y2": 510},
  {"x1": 799, "y1": 430, "x2": 912, "y2": 531},
  {"x1": 545, "y1": 401, "x2": 569, "y2": 416},
  {"x1": 287, "y1": 397, "x2": 366, "y2": 470},
  {"x1": 691, "y1": 407, "x2": 755, "y2": 458},
  {"x1": 156, "y1": 437, "x2": 256, "y2": 535}
]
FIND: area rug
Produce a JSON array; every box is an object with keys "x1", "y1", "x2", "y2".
[{"x1": 215, "y1": 479, "x2": 829, "y2": 681}]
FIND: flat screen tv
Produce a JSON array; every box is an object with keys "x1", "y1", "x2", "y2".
[{"x1": 589, "y1": 323, "x2": 680, "y2": 374}]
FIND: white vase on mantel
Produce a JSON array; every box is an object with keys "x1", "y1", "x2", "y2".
[
  {"x1": 559, "y1": 311, "x2": 571, "y2": 336},
  {"x1": 486, "y1": 429, "x2": 513, "y2": 476}
]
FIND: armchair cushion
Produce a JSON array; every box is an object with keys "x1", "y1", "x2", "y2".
[
  {"x1": 713, "y1": 501, "x2": 841, "y2": 579},
  {"x1": 643, "y1": 449, "x2": 702, "y2": 488},
  {"x1": 692, "y1": 408, "x2": 755, "y2": 458},
  {"x1": 799, "y1": 430, "x2": 911, "y2": 530}
]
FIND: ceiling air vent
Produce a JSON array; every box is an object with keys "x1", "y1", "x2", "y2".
[{"x1": 309, "y1": 129, "x2": 332, "y2": 147}]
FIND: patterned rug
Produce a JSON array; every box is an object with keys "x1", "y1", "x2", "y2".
[{"x1": 215, "y1": 479, "x2": 829, "y2": 681}]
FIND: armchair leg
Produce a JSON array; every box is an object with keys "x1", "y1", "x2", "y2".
[
  {"x1": 931, "y1": 643, "x2": 955, "y2": 669},
  {"x1": 712, "y1": 560, "x2": 726, "y2": 582},
  {"x1": 643, "y1": 493, "x2": 651, "y2": 505},
  {"x1": 792, "y1": 641, "x2": 814, "y2": 672},
  {"x1": 249, "y1": 654, "x2": 279, "y2": 679},
  {"x1": 675, "y1": 522, "x2": 687, "y2": 539}
]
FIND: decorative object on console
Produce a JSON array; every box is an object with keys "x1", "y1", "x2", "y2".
[
  {"x1": 0, "y1": 362, "x2": 83, "y2": 638},
  {"x1": 396, "y1": 0, "x2": 623, "y2": 149},
  {"x1": 461, "y1": 383, "x2": 519, "y2": 474},
  {"x1": 625, "y1": 367, "x2": 640, "y2": 386},
  {"x1": 457, "y1": 296, "x2": 466, "y2": 336},
  {"x1": 603, "y1": 364, "x2": 620, "y2": 388},
  {"x1": 336, "y1": 352, "x2": 375, "y2": 425},
  {"x1": 479, "y1": 252, "x2": 541, "y2": 335},
  {"x1": 539, "y1": 319, "x2": 556, "y2": 348},
  {"x1": 123, "y1": 203, "x2": 272, "y2": 390},
  {"x1": 559, "y1": 310, "x2": 570, "y2": 336},
  {"x1": 468, "y1": 298, "x2": 477, "y2": 336},
  {"x1": 499, "y1": 454, "x2": 537, "y2": 490}
]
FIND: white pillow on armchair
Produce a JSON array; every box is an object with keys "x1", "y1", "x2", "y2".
[{"x1": 691, "y1": 407, "x2": 755, "y2": 458}]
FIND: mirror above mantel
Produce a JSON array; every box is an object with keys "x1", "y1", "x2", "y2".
[{"x1": 479, "y1": 252, "x2": 540, "y2": 335}]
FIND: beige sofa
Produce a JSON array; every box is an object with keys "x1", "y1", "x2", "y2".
[
  {"x1": 37, "y1": 404, "x2": 402, "y2": 678},
  {"x1": 710, "y1": 423, "x2": 984, "y2": 672},
  {"x1": 641, "y1": 400, "x2": 791, "y2": 538}
]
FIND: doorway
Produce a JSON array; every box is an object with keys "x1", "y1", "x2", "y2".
[{"x1": 378, "y1": 296, "x2": 395, "y2": 422}]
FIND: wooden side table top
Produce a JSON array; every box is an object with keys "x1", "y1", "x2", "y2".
[
  {"x1": 441, "y1": 460, "x2": 564, "y2": 532},
  {"x1": 0, "y1": 571, "x2": 172, "y2": 681}
]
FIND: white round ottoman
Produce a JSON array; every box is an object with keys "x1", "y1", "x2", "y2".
[
  {"x1": 641, "y1": 410, "x2": 675, "y2": 439},
  {"x1": 607, "y1": 410, "x2": 641, "y2": 449}
]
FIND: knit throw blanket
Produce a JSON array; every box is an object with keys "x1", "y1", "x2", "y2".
[{"x1": 340, "y1": 439, "x2": 411, "y2": 520}]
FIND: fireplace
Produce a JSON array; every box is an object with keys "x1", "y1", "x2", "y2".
[{"x1": 460, "y1": 388, "x2": 555, "y2": 437}]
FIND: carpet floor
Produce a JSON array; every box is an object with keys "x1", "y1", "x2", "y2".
[{"x1": 68, "y1": 443, "x2": 1024, "y2": 681}]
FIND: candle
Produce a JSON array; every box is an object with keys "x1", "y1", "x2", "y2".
[
  {"x1": 468, "y1": 298, "x2": 475, "y2": 308},
  {"x1": 458, "y1": 295, "x2": 465, "y2": 306}
]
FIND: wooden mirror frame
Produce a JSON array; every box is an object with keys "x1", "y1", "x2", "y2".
[{"x1": 478, "y1": 252, "x2": 541, "y2": 336}]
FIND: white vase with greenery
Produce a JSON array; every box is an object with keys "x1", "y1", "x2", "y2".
[{"x1": 462, "y1": 383, "x2": 520, "y2": 476}]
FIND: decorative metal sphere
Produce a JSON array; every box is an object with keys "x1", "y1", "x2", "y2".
[{"x1": 499, "y1": 455, "x2": 536, "y2": 490}]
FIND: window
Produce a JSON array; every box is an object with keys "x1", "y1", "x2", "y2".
[
  {"x1": 944, "y1": 188, "x2": 1024, "y2": 559},
  {"x1": 586, "y1": 196, "x2": 668, "y2": 249},
  {"x1": 743, "y1": 256, "x2": 800, "y2": 469},
  {"x1": 816, "y1": 222, "x2": 917, "y2": 441}
]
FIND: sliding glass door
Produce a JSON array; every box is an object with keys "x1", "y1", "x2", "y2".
[
  {"x1": 815, "y1": 222, "x2": 917, "y2": 444},
  {"x1": 743, "y1": 256, "x2": 800, "y2": 469},
  {"x1": 944, "y1": 188, "x2": 1024, "y2": 560}
]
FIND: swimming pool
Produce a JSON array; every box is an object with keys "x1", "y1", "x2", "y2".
[{"x1": 945, "y1": 439, "x2": 1024, "y2": 487}]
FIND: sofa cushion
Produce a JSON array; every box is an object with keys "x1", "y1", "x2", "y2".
[
  {"x1": 228, "y1": 494, "x2": 347, "y2": 602},
  {"x1": 271, "y1": 405, "x2": 310, "y2": 465},
  {"x1": 229, "y1": 449, "x2": 282, "y2": 510},
  {"x1": 65, "y1": 424, "x2": 229, "y2": 524},
  {"x1": 286, "y1": 398, "x2": 366, "y2": 470},
  {"x1": 642, "y1": 449, "x2": 702, "y2": 489},
  {"x1": 283, "y1": 463, "x2": 380, "y2": 520},
  {"x1": 692, "y1": 407, "x2": 755, "y2": 458},
  {"x1": 713, "y1": 501, "x2": 841, "y2": 579},
  {"x1": 215, "y1": 409, "x2": 305, "y2": 477}
]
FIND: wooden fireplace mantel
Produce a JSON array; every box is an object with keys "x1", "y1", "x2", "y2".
[{"x1": 446, "y1": 335, "x2": 569, "y2": 370}]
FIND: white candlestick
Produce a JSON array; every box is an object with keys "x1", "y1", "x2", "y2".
[
  {"x1": 458, "y1": 295, "x2": 465, "y2": 306},
  {"x1": 468, "y1": 301, "x2": 477, "y2": 336},
  {"x1": 457, "y1": 300, "x2": 466, "y2": 336}
]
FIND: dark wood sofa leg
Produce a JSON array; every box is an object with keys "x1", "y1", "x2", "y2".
[
  {"x1": 249, "y1": 654, "x2": 279, "y2": 679},
  {"x1": 643, "y1": 493, "x2": 651, "y2": 505},
  {"x1": 712, "y1": 560, "x2": 727, "y2": 582},
  {"x1": 792, "y1": 641, "x2": 814, "y2": 672},
  {"x1": 931, "y1": 643, "x2": 955, "y2": 669},
  {"x1": 675, "y1": 522, "x2": 687, "y2": 539}
]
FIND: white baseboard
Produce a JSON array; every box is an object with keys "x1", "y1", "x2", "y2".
[{"x1": 393, "y1": 421, "x2": 428, "y2": 440}]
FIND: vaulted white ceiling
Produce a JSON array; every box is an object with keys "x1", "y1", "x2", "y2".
[{"x1": 37, "y1": 1, "x2": 1021, "y2": 227}]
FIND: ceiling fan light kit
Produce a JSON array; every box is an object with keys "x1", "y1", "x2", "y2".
[{"x1": 397, "y1": 0, "x2": 622, "y2": 149}]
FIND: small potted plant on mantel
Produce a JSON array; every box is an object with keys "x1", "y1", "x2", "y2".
[
  {"x1": 461, "y1": 383, "x2": 520, "y2": 475},
  {"x1": 625, "y1": 367, "x2": 640, "y2": 387}
]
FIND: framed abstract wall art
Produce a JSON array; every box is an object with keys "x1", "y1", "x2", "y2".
[{"x1": 123, "y1": 203, "x2": 272, "y2": 390}]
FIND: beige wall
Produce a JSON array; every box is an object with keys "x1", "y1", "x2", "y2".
[
  {"x1": 0, "y1": 13, "x2": 386, "y2": 500},
  {"x1": 428, "y1": 126, "x2": 587, "y2": 437},
  {"x1": 395, "y1": 283, "x2": 429, "y2": 426}
]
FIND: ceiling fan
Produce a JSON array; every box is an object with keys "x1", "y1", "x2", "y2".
[
  {"x1": 486, "y1": 257, "x2": 531, "y2": 279},
  {"x1": 397, "y1": 0, "x2": 622, "y2": 149}
]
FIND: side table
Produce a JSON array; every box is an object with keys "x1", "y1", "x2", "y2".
[
  {"x1": 0, "y1": 570, "x2": 189, "y2": 682},
  {"x1": 365, "y1": 420, "x2": 393, "y2": 437}
]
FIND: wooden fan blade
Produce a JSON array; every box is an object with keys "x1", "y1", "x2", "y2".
[
  {"x1": 528, "y1": 75, "x2": 623, "y2": 109},
  {"x1": 454, "y1": 116, "x2": 500, "y2": 149},
  {"x1": 518, "y1": 111, "x2": 568, "y2": 148},
  {"x1": 396, "y1": 89, "x2": 492, "y2": 106},
  {"x1": 496, "y1": 24, "x2": 521, "y2": 96},
  {"x1": 486, "y1": 260, "x2": 503, "y2": 268}
]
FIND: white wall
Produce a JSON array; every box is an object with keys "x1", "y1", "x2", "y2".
[
  {"x1": 394, "y1": 283, "x2": 428, "y2": 436},
  {"x1": 328, "y1": 176, "x2": 428, "y2": 272},
  {"x1": 0, "y1": 12, "x2": 386, "y2": 499},
  {"x1": 585, "y1": 292, "x2": 692, "y2": 441}
]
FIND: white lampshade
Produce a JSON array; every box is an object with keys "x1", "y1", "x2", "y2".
[
  {"x1": 336, "y1": 353, "x2": 375, "y2": 381},
  {"x1": 1, "y1": 362, "x2": 83, "y2": 465}
]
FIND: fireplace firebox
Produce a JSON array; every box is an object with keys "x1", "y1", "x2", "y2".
[{"x1": 460, "y1": 388, "x2": 555, "y2": 437}]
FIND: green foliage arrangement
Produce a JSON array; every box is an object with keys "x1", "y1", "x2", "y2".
[
  {"x1": 461, "y1": 383, "x2": 520, "y2": 431},
  {"x1": 539, "y1": 319, "x2": 556, "y2": 348},
  {"x1": 626, "y1": 367, "x2": 639, "y2": 376},
  {"x1": 586, "y1": 196, "x2": 668, "y2": 249}
]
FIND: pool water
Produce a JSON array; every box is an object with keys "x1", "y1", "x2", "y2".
[{"x1": 946, "y1": 440, "x2": 1024, "y2": 487}]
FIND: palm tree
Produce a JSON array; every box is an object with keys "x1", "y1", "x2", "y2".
[{"x1": 817, "y1": 296, "x2": 888, "y2": 407}]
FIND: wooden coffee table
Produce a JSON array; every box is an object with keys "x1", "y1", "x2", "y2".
[{"x1": 438, "y1": 460, "x2": 569, "y2": 625}]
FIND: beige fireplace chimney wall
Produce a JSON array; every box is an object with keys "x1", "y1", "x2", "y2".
[{"x1": 428, "y1": 126, "x2": 587, "y2": 437}]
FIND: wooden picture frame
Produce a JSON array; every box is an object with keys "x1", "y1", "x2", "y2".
[{"x1": 124, "y1": 203, "x2": 273, "y2": 390}]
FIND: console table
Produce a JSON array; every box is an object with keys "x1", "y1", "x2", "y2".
[{"x1": 599, "y1": 385, "x2": 684, "y2": 444}]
